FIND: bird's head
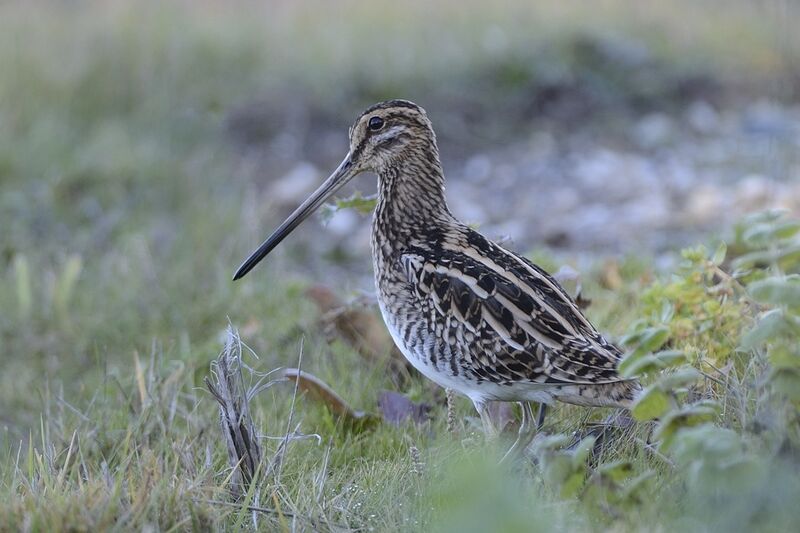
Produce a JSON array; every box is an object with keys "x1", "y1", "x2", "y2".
[
  {"x1": 233, "y1": 99, "x2": 436, "y2": 280},
  {"x1": 346, "y1": 99, "x2": 437, "y2": 175}
]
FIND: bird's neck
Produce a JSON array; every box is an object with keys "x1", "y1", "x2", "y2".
[
  {"x1": 372, "y1": 151, "x2": 454, "y2": 254},
  {"x1": 377, "y1": 148, "x2": 450, "y2": 213}
]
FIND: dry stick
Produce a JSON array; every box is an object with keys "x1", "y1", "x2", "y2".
[
  {"x1": 232, "y1": 330, "x2": 263, "y2": 529},
  {"x1": 204, "y1": 327, "x2": 263, "y2": 515},
  {"x1": 207, "y1": 330, "x2": 340, "y2": 528}
]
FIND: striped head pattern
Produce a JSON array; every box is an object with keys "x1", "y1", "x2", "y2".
[{"x1": 347, "y1": 99, "x2": 439, "y2": 175}]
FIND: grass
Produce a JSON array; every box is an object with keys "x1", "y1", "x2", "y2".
[{"x1": 1, "y1": 1, "x2": 800, "y2": 530}]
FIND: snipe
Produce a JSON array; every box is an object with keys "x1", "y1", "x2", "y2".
[{"x1": 234, "y1": 100, "x2": 641, "y2": 459}]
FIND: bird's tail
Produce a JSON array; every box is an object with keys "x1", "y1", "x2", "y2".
[{"x1": 552, "y1": 379, "x2": 643, "y2": 409}]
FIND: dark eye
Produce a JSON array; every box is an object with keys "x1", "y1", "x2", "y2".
[{"x1": 368, "y1": 116, "x2": 384, "y2": 131}]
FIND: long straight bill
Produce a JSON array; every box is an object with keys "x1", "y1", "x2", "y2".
[{"x1": 233, "y1": 154, "x2": 355, "y2": 280}]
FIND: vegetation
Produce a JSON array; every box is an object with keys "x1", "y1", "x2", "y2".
[{"x1": 1, "y1": 1, "x2": 799, "y2": 530}]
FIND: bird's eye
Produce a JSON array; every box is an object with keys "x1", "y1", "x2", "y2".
[{"x1": 368, "y1": 116, "x2": 384, "y2": 131}]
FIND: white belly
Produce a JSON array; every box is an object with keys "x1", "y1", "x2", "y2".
[
  {"x1": 377, "y1": 298, "x2": 466, "y2": 391},
  {"x1": 376, "y1": 297, "x2": 556, "y2": 406}
]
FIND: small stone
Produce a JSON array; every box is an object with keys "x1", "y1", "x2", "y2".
[
  {"x1": 733, "y1": 174, "x2": 775, "y2": 212},
  {"x1": 575, "y1": 150, "x2": 618, "y2": 189},
  {"x1": 686, "y1": 101, "x2": 719, "y2": 134},
  {"x1": 685, "y1": 184, "x2": 727, "y2": 225},
  {"x1": 268, "y1": 162, "x2": 319, "y2": 205},
  {"x1": 528, "y1": 131, "x2": 556, "y2": 158},
  {"x1": 463, "y1": 155, "x2": 492, "y2": 183},
  {"x1": 326, "y1": 208, "x2": 360, "y2": 237},
  {"x1": 625, "y1": 194, "x2": 670, "y2": 227},
  {"x1": 550, "y1": 188, "x2": 581, "y2": 212},
  {"x1": 634, "y1": 113, "x2": 674, "y2": 148},
  {"x1": 448, "y1": 181, "x2": 486, "y2": 224},
  {"x1": 743, "y1": 100, "x2": 794, "y2": 138}
]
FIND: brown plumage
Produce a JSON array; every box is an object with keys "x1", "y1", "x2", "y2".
[{"x1": 234, "y1": 100, "x2": 641, "y2": 459}]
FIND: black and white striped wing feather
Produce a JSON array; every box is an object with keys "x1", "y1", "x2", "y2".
[{"x1": 399, "y1": 238, "x2": 627, "y2": 386}]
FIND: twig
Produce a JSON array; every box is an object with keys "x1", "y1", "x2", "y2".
[{"x1": 204, "y1": 326, "x2": 262, "y2": 506}]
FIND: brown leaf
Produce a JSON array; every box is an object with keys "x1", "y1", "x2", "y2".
[
  {"x1": 304, "y1": 285, "x2": 341, "y2": 313},
  {"x1": 305, "y1": 285, "x2": 411, "y2": 380},
  {"x1": 378, "y1": 390, "x2": 431, "y2": 426},
  {"x1": 281, "y1": 368, "x2": 378, "y2": 425},
  {"x1": 600, "y1": 259, "x2": 623, "y2": 290}
]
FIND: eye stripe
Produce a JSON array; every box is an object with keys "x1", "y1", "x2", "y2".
[{"x1": 373, "y1": 125, "x2": 405, "y2": 143}]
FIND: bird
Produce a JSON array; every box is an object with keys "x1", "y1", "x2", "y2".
[{"x1": 233, "y1": 99, "x2": 641, "y2": 460}]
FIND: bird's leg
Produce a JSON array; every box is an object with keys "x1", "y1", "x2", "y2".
[
  {"x1": 499, "y1": 402, "x2": 536, "y2": 464},
  {"x1": 473, "y1": 400, "x2": 499, "y2": 439},
  {"x1": 536, "y1": 403, "x2": 547, "y2": 430}
]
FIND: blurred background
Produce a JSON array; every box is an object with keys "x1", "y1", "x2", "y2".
[{"x1": 1, "y1": 0, "x2": 799, "y2": 463}]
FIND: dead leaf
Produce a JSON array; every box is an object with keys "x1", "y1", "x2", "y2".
[
  {"x1": 600, "y1": 259, "x2": 623, "y2": 291},
  {"x1": 305, "y1": 285, "x2": 411, "y2": 381},
  {"x1": 281, "y1": 368, "x2": 378, "y2": 425},
  {"x1": 304, "y1": 285, "x2": 340, "y2": 312},
  {"x1": 378, "y1": 390, "x2": 431, "y2": 426}
]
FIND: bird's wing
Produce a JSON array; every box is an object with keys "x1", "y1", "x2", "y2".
[{"x1": 399, "y1": 234, "x2": 626, "y2": 385}]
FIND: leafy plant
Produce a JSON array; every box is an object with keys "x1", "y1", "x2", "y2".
[
  {"x1": 319, "y1": 192, "x2": 378, "y2": 225},
  {"x1": 535, "y1": 210, "x2": 800, "y2": 528}
]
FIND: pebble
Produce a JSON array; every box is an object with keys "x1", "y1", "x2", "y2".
[
  {"x1": 634, "y1": 112, "x2": 674, "y2": 148},
  {"x1": 686, "y1": 100, "x2": 719, "y2": 133},
  {"x1": 326, "y1": 208, "x2": 361, "y2": 237},
  {"x1": 268, "y1": 162, "x2": 319, "y2": 205},
  {"x1": 685, "y1": 184, "x2": 726, "y2": 225}
]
